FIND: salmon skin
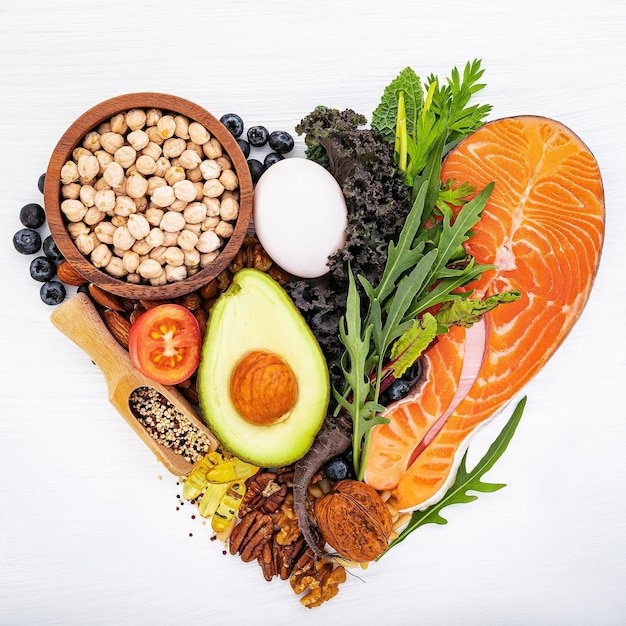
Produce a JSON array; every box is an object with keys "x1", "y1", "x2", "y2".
[{"x1": 366, "y1": 116, "x2": 605, "y2": 512}]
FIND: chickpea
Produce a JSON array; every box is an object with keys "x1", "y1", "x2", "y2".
[
  {"x1": 61, "y1": 199, "x2": 88, "y2": 222},
  {"x1": 165, "y1": 264, "x2": 187, "y2": 282},
  {"x1": 151, "y1": 185, "x2": 176, "y2": 208},
  {"x1": 95, "y1": 149, "x2": 113, "y2": 174},
  {"x1": 220, "y1": 196, "x2": 239, "y2": 220},
  {"x1": 132, "y1": 238, "x2": 153, "y2": 256},
  {"x1": 112, "y1": 226, "x2": 135, "y2": 251},
  {"x1": 75, "y1": 232, "x2": 96, "y2": 255},
  {"x1": 203, "y1": 178, "x2": 225, "y2": 198},
  {"x1": 105, "y1": 256, "x2": 127, "y2": 278},
  {"x1": 215, "y1": 220, "x2": 234, "y2": 239},
  {"x1": 82, "y1": 131, "x2": 101, "y2": 152},
  {"x1": 100, "y1": 131, "x2": 125, "y2": 154},
  {"x1": 127, "y1": 129, "x2": 149, "y2": 151},
  {"x1": 126, "y1": 109, "x2": 147, "y2": 131},
  {"x1": 137, "y1": 258, "x2": 164, "y2": 280},
  {"x1": 153, "y1": 156, "x2": 170, "y2": 177},
  {"x1": 136, "y1": 154, "x2": 157, "y2": 176},
  {"x1": 91, "y1": 243, "x2": 113, "y2": 268},
  {"x1": 177, "y1": 229, "x2": 199, "y2": 251},
  {"x1": 173, "y1": 179, "x2": 196, "y2": 203},
  {"x1": 163, "y1": 137, "x2": 186, "y2": 159},
  {"x1": 79, "y1": 185, "x2": 96, "y2": 207},
  {"x1": 145, "y1": 207, "x2": 164, "y2": 226},
  {"x1": 114, "y1": 145, "x2": 137, "y2": 169},
  {"x1": 183, "y1": 202, "x2": 207, "y2": 224},
  {"x1": 160, "y1": 210, "x2": 186, "y2": 233},
  {"x1": 62, "y1": 183, "x2": 81, "y2": 200},
  {"x1": 202, "y1": 137, "x2": 223, "y2": 160},
  {"x1": 127, "y1": 213, "x2": 151, "y2": 240},
  {"x1": 164, "y1": 246, "x2": 185, "y2": 267},
  {"x1": 95, "y1": 221, "x2": 117, "y2": 244},
  {"x1": 145, "y1": 227, "x2": 164, "y2": 248},
  {"x1": 146, "y1": 176, "x2": 167, "y2": 195},
  {"x1": 110, "y1": 113, "x2": 128, "y2": 135},
  {"x1": 145, "y1": 108, "x2": 162, "y2": 126},
  {"x1": 60, "y1": 161, "x2": 79, "y2": 185},
  {"x1": 77, "y1": 154, "x2": 100, "y2": 182},
  {"x1": 122, "y1": 250, "x2": 140, "y2": 274},
  {"x1": 178, "y1": 149, "x2": 202, "y2": 170},
  {"x1": 126, "y1": 172, "x2": 149, "y2": 199},
  {"x1": 188, "y1": 122, "x2": 210, "y2": 145},
  {"x1": 200, "y1": 159, "x2": 220, "y2": 180},
  {"x1": 114, "y1": 195, "x2": 137, "y2": 217},
  {"x1": 103, "y1": 161, "x2": 125, "y2": 188},
  {"x1": 196, "y1": 229, "x2": 221, "y2": 253},
  {"x1": 200, "y1": 250, "x2": 220, "y2": 267},
  {"x1": 157, "y1": 115, "x2": 176, "y2": 139},
  {"x1": 174, "y1": 115, "x2": 190, "y2": 139},
  {"x1": 68, "y1": 221, "x2": 89, "y2": 239},
  {"x1": 84, "y1": 206, "x2": 107, "y2": 226},
  {"x1": 141, "y1": 141, "x2": 162, "y2": 161},
  {"x1": 164, "y1": 165, "x2": 186, "y2": 187}
]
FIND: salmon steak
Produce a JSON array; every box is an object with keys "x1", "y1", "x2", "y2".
[{"x1": 365, "y1": 116, "x2": 605, "y2": 511}]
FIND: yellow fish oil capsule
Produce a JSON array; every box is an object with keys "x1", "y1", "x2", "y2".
[
  {"x1": 198, "y1": 482, "x2": 229, "y2": 519},
  {"x1": 211, "y1": 481, "x2": 246, "y2": 533},
  {"x1": 182, "y1": 451, "x2": 224, "y2": 500},
  {"x1": 206, "y1": 459, "x2": 258, "y2": 484}
]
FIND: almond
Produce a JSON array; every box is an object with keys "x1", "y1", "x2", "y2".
[
  {"x1": 102, "y1": 309, "x2": 132, "y2": 350},
  {"x1": 88, "y1": 284, "x2": 125, "y2": 311},
  {"x1": 57, "y1": 260, "x2": 87, "y2": 286}
]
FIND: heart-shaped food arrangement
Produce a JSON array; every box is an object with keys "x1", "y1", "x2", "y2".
[{"x1": 15, "y1": 60, "x2": 602, "y2": 608}]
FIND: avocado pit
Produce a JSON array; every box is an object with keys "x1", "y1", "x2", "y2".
[{"x1": 230, "y1": 350, "x2": 298, "y2": 426}]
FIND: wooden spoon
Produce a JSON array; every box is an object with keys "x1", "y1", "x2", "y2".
[{"x1": 50, "y1": 292, "x2": 218, "y2": 476}]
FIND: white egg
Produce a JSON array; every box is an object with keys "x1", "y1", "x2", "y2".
[{"x1": 253, "y1": 158, "x2": 348, "y2": 279}]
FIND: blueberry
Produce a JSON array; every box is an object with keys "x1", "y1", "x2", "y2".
[
  {"x1": 263, "y1": 152, "x2": 284, "y2": 168},
  {"x1": 19, "y1": 203, "x2": 46, "y2": 229},
  {"x1": 379, "y1": 358, "x2": 424, "y2": 406},
  {"x1": 268, "y1": 130, "x2": 294, "y2": 154},
  {"x1": 40, "y1": 280, "x2": 66, "y2": 306},
  {"x1": 30, "y1": 256, "x2": 56, "y2": 282},
  {"x1": 237, "y1": 138, "x2": 250, "y2": 158},
  {"x1": 37, "y1": 173, "x2": 46, "y2": 194},
  {"x1": 43, "y1": 235, "x2": 64, "y2": 261},
  {"x1": 324, "y1": 456, "x2": 350, "y2": 483},
  {"x1": 13, "y1": 228, "x2": 42, "y2": 255},
  {"x1": 247, "y1": 125, "x2": 269, "y2": 147},
  {"x1": 247, "y1": 158, "x2": 265, "y2": 184},
  {"x1": 220, "y1": 113, "x2": 244, "y2": 138}
]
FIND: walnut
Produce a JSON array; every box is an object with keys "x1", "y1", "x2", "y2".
[
  {"x1": 290, "y1": 560, "x2": 347, "y2": 608},
  {"x1": 314, "y1": 479, "x2": 392, "y2": 562}
]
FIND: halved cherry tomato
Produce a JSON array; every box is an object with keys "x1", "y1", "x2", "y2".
[{"x1": 128, "y1": 304, "x2": 202, "y2": 385}]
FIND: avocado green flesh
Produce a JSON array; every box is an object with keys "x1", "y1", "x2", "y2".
[{"x1": 197, "y1": 269, "x2": 330, "y2": 467}]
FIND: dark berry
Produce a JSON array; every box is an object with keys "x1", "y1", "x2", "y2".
[
  {"x1": 324, "y1": 456, "x2": 350, "y2": 483},
  {"x1": 13, "y1": 228, "x2": 42, "y2": 255},
  {"x1": 268, "y1": 130, "x2": 294, "y2": 154},
  {"x1": 263, "y1": 152, "x2": 284, "y2": 168},
  {"x1": 20, "y1": 203, "x2": 46, "y2": 229},
  {"x1": 247, "y1": 125, "x2": 269, "y2": 147},
  {"x1": 236, "y1": 138, "x2": 250, "y2": 158},
  {"x1": 30, "y1": 256, "x2": 56, "y2": 282},
  {"x1": 43, "y1": 235, "x2": 64, "y2": 261},
  {"x1": 220, "y1": 113, "x2": 244, "y2": 138},
  {"x1": 247, "y1": 159, "x2": 265, "y2": 184},
  {"x1": 37, "y1": 173, "x2": 46, "y2": 194},
  {"x1": 402, "y1": 359, "x2": 423, "y2": 385},
  {"x1": 40, "y1": 280, "x2": 66, "y2": 306}
]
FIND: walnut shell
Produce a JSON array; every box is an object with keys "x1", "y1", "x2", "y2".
[{"x1": 314, "y1": 479, "x2": 392, "y2": 562}]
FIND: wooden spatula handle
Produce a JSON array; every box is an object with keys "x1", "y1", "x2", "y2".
[{"x1": 50, "y1": 292, "x2": 132, "y2": 384}]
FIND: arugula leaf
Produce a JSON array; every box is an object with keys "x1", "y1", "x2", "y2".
[
  {"x1": 334, "y1": 267, "x2": 388, "y2": 475},
  {"x1": 381, "y1": 396, "x2": 527, "y2": 556}
]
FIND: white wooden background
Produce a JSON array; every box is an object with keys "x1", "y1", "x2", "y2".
[{"x1": 1, "y1": 1, "x2": 625, "y2": 624}]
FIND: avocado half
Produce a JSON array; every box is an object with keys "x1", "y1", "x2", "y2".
[{"x1": 197, "y1": 268, "x2": 330, "y2": 467}]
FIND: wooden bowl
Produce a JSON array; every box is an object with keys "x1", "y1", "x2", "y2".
[{"x1": 43, "y1": 93, "x2": 253, "y2": 300}]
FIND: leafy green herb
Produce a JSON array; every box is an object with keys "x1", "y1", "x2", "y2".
[
  {"x1": 381, "y1": 396, "x2": 527, "y2": 557},
  {"x1": 372, "y1": 59, "x2": 492, "y2": 185},
  {"x1": 336, "y1": 146, "x2": 496, "y2": 479}
]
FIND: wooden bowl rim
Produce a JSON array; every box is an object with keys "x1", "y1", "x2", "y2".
[{"x1": 43, "y1": 92, "x2": 253, "y2": 300}]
